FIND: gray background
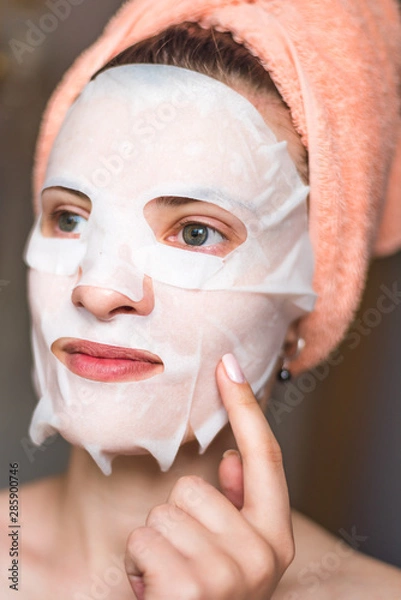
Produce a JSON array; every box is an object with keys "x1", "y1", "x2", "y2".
[{"x1": 1, "y1": 0, "x2": 400, "y2": 569}]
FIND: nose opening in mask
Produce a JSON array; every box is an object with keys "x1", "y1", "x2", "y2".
[{"x1": 71, "y1": 276, "x2": 155, "y2": 320}]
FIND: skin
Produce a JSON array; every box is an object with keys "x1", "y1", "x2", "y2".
[{"x1": 0, "y1": 83, "x2": 400, "y2": 599}]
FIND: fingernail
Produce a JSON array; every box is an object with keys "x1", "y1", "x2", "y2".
[
  {"x1": 222, "y1": 449, "x2": 240, "y2": 460},
  {"x1": 222, "y1": 353, "x2": 246, "y2": 384}
]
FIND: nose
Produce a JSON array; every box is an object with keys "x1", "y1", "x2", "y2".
[{"x1": 71, "y1": 275, "x2": 155, "y2": 320}]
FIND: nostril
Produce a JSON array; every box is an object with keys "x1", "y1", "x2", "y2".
[{"x1": 110, "y1": 306, "x2": 136, "y2": 315}]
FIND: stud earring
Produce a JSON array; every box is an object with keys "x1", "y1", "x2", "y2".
[
  {"x1": 277, "y1": 360, "x2": 292, "y2": 382},
  {"x1": 277, "y1": 338, "x2": 305, "y2": 382}
]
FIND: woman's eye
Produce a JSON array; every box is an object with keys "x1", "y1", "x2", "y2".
[
  {"x1": 53, "y1": 211, "x2": 87, "y2": 235},
  {"x1": 178, "y1": 223, "x2": 225, "y2": 247}
]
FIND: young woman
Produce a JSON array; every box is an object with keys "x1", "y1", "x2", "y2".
[{"x1": 1, "y1": 1, "x2": 401, "y2": 598}]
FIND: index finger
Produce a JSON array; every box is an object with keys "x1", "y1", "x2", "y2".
[{"x1": 216, "y1": 354, "x2": 292, "y2": 539}]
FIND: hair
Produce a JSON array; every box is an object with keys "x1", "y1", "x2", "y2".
[
  {"x1": 93, "y1": 22, "x2": 308, "y2": 181},
  {"x1": 94, "y1": 23, "x2": 280, "y2": 94}
]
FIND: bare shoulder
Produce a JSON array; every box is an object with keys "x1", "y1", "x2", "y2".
[
  {"x1": 0, "y1": 475, "x2": 64, "y2": 599},
  {"x1": 274, "y1": 510, "x2": 401, "y2": 599}
]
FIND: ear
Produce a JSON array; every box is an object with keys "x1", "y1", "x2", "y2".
[
  {"x1": 258, "y1": 320, "x2": 302, "y2": 411},
  {"x1": 282, "y1": 319, "x2": 301, "y2": 357}
]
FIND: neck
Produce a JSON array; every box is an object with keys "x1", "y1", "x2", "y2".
[{"x1": 57, "y1": 426, "x2": 236, "y2": 572}]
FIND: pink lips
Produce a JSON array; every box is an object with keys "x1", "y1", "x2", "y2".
[{"x1": 51, "y1": 338, "x2": 164, "y2": 383}]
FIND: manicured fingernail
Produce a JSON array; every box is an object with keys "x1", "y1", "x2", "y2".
[{"x1": 222, "y1": 353, "x2": 246, "y2": 384}]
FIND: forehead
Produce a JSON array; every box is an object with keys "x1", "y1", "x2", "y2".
[{"x1": 45, "y1": 65, "x2": 285, "y2": 207}]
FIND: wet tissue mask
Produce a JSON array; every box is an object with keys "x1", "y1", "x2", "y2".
[{"x1": 24, "y1": 64, "x2": 316, "y2": 474}]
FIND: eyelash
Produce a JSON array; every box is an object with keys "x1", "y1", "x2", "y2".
[
  {"x1": 176, "y1": 219, "x2": 228, "y2": 239},
  {"x1": 49, "y1": 209, "x2": 74, "y2": 219}
]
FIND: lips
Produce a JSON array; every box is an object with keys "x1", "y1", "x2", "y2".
[{"x1": 51, "y1": 338, "x2": 164, "y2": 382}]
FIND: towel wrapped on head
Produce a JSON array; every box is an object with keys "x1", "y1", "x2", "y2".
[{"x1": 33, "y1": 0, "x2": 401, "y2": 373}]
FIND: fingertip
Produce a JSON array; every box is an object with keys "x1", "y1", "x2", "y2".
[
  {"x1": 222, "y1": 448, "x2": 241, "y2": 461},
  {"x1": 221, "y1": 353, "x2": 246, "y2": 384},
  {"x1": 219, "y1": 449, "x2": 244, "y2": 509},
  {"x1": 128, "y1": 575, "x2": 145, "y2": 600},
  {"x1": 219, "y1": 449, "x2": 241, "y2": 479},
  {"x1": 216, "y1": 355, "x2": 255, "y2": 414}
]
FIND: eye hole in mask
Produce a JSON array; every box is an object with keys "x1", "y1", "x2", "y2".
[
  {"x1": 143, "y1": 196, "x2": 247, "y2": 258},
  {"x1": 40, "y1": 186, "x2": 91, "y2": 239}
]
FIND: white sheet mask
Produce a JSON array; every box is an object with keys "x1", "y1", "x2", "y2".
[{"x1": 24, "y1": 64, "x2": 316, "y2": 474}]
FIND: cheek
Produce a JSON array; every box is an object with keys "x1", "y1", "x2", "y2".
[
  {"x1": 205, "y1": 291, "x2": 281, "y2": 331},
  {"x1": 151, "y1": 283, "x2": 285, "y2": 369},
  {"x1": 148, "y1": 283, "x2": 212, "y2": 357},
  {"x1": 201, "y1": 291, "x2": 285, "y2": 356},
  {"x1": 28, "y1": 269, "x2": 75, "y2": 316},
  {"x1": 197, "y1": 291, "x2": 288, "y2": 388}
]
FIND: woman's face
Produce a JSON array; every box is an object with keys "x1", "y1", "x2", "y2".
[{"x1": 24, "y1": 65, "x2": 315, "y2": 474}]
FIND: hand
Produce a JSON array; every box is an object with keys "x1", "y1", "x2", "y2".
[{"x1": 125, "y1": 353, "x2": 295, "y2": 599}]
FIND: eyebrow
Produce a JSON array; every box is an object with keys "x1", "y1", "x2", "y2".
[
  {"x1": 62, "y1": 187, "x2": 90, "y2": 200},
  {"x1": 155, "y1": 196, "x2": 200, "y2": 207},
  {"x1": 44, "y1": 186, "x2": 91, "y2": 201}
]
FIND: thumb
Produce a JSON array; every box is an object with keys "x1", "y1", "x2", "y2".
[{"x1": 218, "y1": 449, "x2": 244, "y2": 510}]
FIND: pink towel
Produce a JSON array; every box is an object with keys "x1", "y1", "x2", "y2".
[{"x1": 32, "y1": 0, "x2": 401, "y2": 373}]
